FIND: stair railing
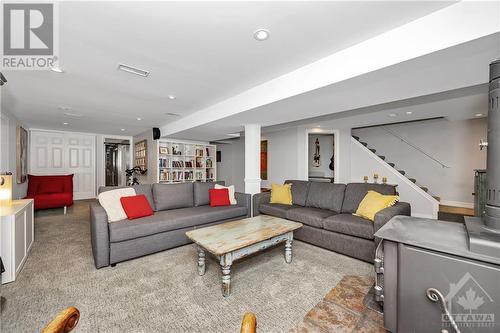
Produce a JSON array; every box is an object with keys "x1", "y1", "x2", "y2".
[{"x1": 380, "y1": 126, "x2": 451, "y2": 169}]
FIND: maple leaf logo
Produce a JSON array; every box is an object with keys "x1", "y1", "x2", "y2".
[{"x1": 457, "y1": 288, "x2": 485, "y2": 313}]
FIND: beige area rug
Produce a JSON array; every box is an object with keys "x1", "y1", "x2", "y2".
[{"x1": 0, "y1": 201, "x2": 372, "y2": 333}]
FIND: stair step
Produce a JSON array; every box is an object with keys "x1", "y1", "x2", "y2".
[
  {"x1": 398, "y1": 170, "x2": 406, "y2": 175},
  {"x1": 369, "y1": 148, "x2": 376, "y2": 153},
  {"x1": 352, "y1": 135, "x2": 360, "y2": 141},
  {"x1": 420, "y1": 186, "x2": 429, "y2": 192},
  {"x1": 360, "y1": 142, "x2": 368, "y2": 147},
  {"x1": 408, "y1": 178, "x2": 417, "y2": 183},
  {"x1": 433, "y1": 196, "x2": 441, "y2": 202},
  {"x1": 378, "y1": 155, "x2": 386, "y2": 160},
  {"x1": 388, "y1": 162, "x2": 395, "y2": 167}
]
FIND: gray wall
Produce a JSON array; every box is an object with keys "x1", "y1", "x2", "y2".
[
  {"x1": 353, "y1": 118, "x2": 487, "y2": 206},
  {"x1": 308, "y1": 134, "x2": 334, "y2": 178},
  {"x1": 0, "y1": 108, "x2": 28, "y2": 199}
]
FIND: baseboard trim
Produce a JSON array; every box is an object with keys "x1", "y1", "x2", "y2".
[
  {"x1": 439, "y1": 200, "x2": 474, "y2": 209},
  {"x1": 412, "y1": 213, "x2": 435, "y2": 219}
]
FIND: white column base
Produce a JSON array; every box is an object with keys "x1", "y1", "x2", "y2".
[{"x1": 245, "y1": 178, "x2": 261, "y2": 196}]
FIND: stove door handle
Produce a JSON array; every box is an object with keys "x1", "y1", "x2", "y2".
[{"x1": 426, "y1": 288, "x2": 461, "y2": 333}]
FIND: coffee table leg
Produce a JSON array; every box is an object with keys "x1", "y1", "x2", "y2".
[
  {"x1": 285, "y1": 233, "x2": 293, "y2": 264},
  {"x1": 197, "y1": 246, "x2": 206, "y2": 276},
  {"x1": 220, "y1": 254, "x2": 233, "y2": 297}
]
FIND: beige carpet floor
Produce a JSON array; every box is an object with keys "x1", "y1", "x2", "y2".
[{"x1": 0, "y1": 201, "x2": 372, "y2": 333}]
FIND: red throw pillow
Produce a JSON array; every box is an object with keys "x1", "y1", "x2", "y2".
[
  {"x1": 120, "y1": 195, "x2": 154, "y2": 220},
  {"x1": 38, "y1": 182, "x2": 63, "y2": 194},
  {"x1": 209, "y1": 188, "x2": 230, "y2": 207}
]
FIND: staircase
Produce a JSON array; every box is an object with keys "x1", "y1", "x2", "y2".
[{"x1": 352, "y1": 135, "x2": 441, "y2": 202}]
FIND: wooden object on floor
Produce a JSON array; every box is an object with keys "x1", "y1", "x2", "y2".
[
  {"x1": 439, "y1": 204, "x2": 474, "y2": 216},
  {"x1": 41, "y1": 307, "x2": 80, "y2": 333},
  {"x1": 0, "y1": 199, "x2": 34, "y2": 284},
  {"x1": 186, "y1": 215, "x2": 302, "y2": 297},
  {"x1": 240, "y1": 312, "x2": 257, "y2": 333}
]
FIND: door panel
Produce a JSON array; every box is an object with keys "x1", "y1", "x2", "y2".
[{"x1": 30, "y1": 130, "x2": 96, "y2": 199}]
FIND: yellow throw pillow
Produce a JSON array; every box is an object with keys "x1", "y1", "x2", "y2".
[
  {"x1": 270, "y1": 183, "x2": 293, "y2": 205},
  {"x1": 354, "y1": 190, "x2": 399, "y2": 221}
]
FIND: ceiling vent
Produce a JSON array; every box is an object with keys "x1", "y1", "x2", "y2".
[{"x1": 118, "y1": 64, "x2": 150, "y2": 77}]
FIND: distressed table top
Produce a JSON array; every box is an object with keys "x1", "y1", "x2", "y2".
[{"x1": 186, "y1": 215, "x2": 302, "y2": 256}]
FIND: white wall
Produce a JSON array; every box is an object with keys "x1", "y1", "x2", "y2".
[
  {"x1": 264, "y1": 127, "x2": 302, "y2": 187},
  {"x1": 307, "y1": 134, "x2": 334, "y2": 178},
  {"x1": 216, "y1": 139, "x2": 245, "y2": 192},
  {"x1": 350, "y1": 138, "x2": 438, "y2": 218},
  {"x1": 0, "y1": 109, "x2": 28, "y2": 199},
  {"x1": 352, "y1": 118, "x2": 487, "y2": 207}
]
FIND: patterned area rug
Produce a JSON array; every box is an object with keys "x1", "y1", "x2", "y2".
[
  {"x1": 1, "y1": 201, "x2": 373, "y2": 332},
  {"x1": 289, "y1": 275, "x2": 386, "y2": 332}
]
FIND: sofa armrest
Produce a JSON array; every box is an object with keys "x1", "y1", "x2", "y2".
[
  {"x1": 235, "y1": 192, "x2": 252, "y2": 218},
  {"x1": 373, "y1": 202, "x2": 411, "y2": 244},
  {"x1": 252, "y1": 192, "x2": 271, "y2": 217},
  {"x1": 90, "y1": 202, "x2": 110, "y2": 268}
]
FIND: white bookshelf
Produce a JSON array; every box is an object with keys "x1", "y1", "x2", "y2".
[{"x1": 157, "y1": 140, "x2": 216, "y2": 183}]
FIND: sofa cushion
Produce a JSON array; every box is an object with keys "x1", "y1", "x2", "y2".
[
  {"x1": 286, "y1": 207, "x2": 337, "y2": 228},
  {"x1": 29, "y1": 192, "x2": 73, "y2": 210},
  {"x1": 285, "y1": 180, "x2": 310, "y2": 206},
  {"x1": 120, "y1": 195, "x2": 154, "y2": 220},
  {"x1": 323, "y1": 214, "x2": 374, "y2": 240},
  {"x1": 193, "y1": 181, "x2": 225, "y2": 206},
  {"x1": 341, "y1": 183, "x2": 397, "y2": 214},
  {"x1": 108, "y1": 205, "x2": 248, "y2": 242},
  {"x1": 99, "y1": 184, "x2": 156, "y2": 211},
  {"x1": 259, "y1": 203, "x2": 297, "y2": 219},
  {"x1": 153, "y1": 183, "x2": 194, "y2": 211},
  {"x1": 305, "y1": 182, "x2": 346, "y2": 212},
  {"x1": 98, "y1": 188, "x2": 137, "y2": 222}
]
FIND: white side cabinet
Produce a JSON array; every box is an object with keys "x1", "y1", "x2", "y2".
[{"x1": 0, "y1": 199, "x2": 34, "y2": 284}]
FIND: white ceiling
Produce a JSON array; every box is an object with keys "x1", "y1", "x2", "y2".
[
  {"x1": 2, "y1": 1, "x2": 455, "y2": 135},
  {"x1": 170, "y1": 32, "x2": 500, "y2": 141}
]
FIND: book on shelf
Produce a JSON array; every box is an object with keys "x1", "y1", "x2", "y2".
[{"x1": 172, "y1": 160, "x2": 184, "y2": 168}]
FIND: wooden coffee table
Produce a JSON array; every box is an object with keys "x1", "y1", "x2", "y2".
[{"x1": 185, "y1": 215, "x2": 303, "y2": 297}]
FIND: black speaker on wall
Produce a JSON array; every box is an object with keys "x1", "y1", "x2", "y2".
[{"x1": 153, "y1": 127, "x2": 161, "y2": 140}]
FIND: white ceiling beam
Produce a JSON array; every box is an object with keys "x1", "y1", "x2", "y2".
[{"x1": 160, "y1": 1, "x2": 500, "y2": 137}]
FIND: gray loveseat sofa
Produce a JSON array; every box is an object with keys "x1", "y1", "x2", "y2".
[
  {"x1": 90, "y1": 182, "x2": 251, "y2": 268},
  {"x1": 253, "y1": 181, "x2": 410, "y2": 262}
]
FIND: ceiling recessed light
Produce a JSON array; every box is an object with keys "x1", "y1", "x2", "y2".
[
  {"x1": 120, "y1": 128, "x2": 125, "y2": 131},
  {"x1": 389, "y1": 113, "x2": 398, "y2": 117},
  {"x1": 406, "y1": 111, "x2": 413, "y2": 115},
  {"x1": 136, "y1": 117, "x2": 142, "y2": 121},
  {"x1": 253, "y1": 29, "x2": 270, "y2": 41},
  {"x1": 165, "y1": 112, "x2": 180, "y2": 117},
  {"x1": 63, "y1": 122, "x2": 68, "y2": 125},
  {"x1": 118, "y1": 64, "x2": 150, "y2": 77},
  {"x1": 475, "y1": 113, "x2": 484, "y2": 117},
  {"x1": 51, "y1": 67, "x2": 64, "y2": 73},
  {"x1": 168, "y1": 95, "x2": 176, "y2": 100}
]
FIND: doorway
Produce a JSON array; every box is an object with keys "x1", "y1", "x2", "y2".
[
  {"x1": 307, "y1": 133, "x2": 335, "y2": 182},
  {"x1": 104, "y1": 139, "x2": 130, "y2": 186}
]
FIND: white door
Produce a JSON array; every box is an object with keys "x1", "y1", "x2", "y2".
[{"x1": 30, "y1": 130, "x2": 96, "y2": 200}]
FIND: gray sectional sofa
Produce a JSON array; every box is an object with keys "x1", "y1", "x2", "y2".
[
  {"x1": 253, "y1": 181, "x2": 410, "y2": 262},
  {"x1": 90, "y1": 182, "x2": 251, "y2": 268}
]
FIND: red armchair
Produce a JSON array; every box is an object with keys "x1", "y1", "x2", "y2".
[{"x1": 25, "y1": 175, "x2": 74, "y2": 214}]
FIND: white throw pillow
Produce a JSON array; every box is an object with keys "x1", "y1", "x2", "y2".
[
  {"x1": 214, "y1": 184, "x2": 237, "y2": 205},
  {"x1": 98, "y1": 188, "x2": 136, "y2": 222}
]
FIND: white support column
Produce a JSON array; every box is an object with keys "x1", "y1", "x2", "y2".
[{"x1": 244, "y1": 124, "x2": 261, "y2": 195}]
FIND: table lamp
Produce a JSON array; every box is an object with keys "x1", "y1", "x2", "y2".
[{"x1": 0, "y1": 175, "x2": 12, "y2": 206}]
